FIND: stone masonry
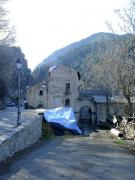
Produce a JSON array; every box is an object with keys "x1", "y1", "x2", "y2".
[{"x1": 0, "y1": 108, "x2": 42, "y2": 162}]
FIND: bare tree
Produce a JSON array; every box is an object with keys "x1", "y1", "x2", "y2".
[
  {"x1": 105, "y1": 0, "x2": 135, "y2": 116},
  {"x1": 106, "y1": 0, "x2": 135, "y2": 34},
  {"x1": 115, "y1": 0, "x2": 135, "y2": 34},
  {"x1": 116, "y1": 61, "x2": 135, "y2": 115},
  {"x1": 0, "y1": 0, "x2": 15, "y2": 45}
]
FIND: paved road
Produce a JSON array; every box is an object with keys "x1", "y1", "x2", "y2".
[
  {"x1": 0, "y1": 133, "x2": 135, "y2": 180},
  {"x1": 0, "y1": 108, "x2": 44, "y2": 136}
]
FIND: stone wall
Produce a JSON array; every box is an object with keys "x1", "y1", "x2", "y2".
[
  {"x1": 74, "y1": 98, "x2": 96, "y2": 123},
  {"x1": 47, "y1": 65, "x2": 79, "y2": 109},
  {"x1": 0, "y1": 115, "x2": 42, "y2": 163},
  {"x1": 96, "y1": 103, "x2": 107, "y2": 123},
  {"x1": 26, "y1": 83, "x2": 48, "y2": 108}
]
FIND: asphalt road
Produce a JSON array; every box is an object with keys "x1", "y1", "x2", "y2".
[
  {"x1": 0, "y1": 108, "x2": 44, "y2": 136},
  {"x1": 0, "y1": 132, "x2": 135, "y2": 180}
]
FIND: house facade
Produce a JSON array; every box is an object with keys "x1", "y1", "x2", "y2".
[{"x1": 26, "y1": 64, "x2": 107, "y2": 126}]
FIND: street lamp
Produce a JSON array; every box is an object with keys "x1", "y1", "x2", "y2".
[
  {"x1": 16, "y1": 58, "x2": 22, "y2": 126},
  {"x1": 41, "y1": 81, "x2": 47, "y2": 107},
  {"x1": 42, "y1": 81, "x2": 47, "y2": 88}
]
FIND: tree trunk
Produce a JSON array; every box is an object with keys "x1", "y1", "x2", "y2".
[
  {"x1": 126, "y1": 96, "x2": 133, "y2": 116},
  {"x1": 0, "y1": 98, "x2": 6, "y2": 110},
  {"x1": 106, "y1": 95, "x2": 110, "y2": 118}
]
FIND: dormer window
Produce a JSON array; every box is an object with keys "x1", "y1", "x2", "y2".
[{"x1": 65, "y1": 83, "x2": 70, "y2": 94}]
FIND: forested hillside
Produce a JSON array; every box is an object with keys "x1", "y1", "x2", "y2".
[
  {"x1": 33, "y1": 32, "x2": 113, "y2": 80},
  {"x1": 0, "y1": 46, "x2": 32, "y2": 108},
  {"x1": 38, "y1": 32, "x2": 116, "y2": 67},
  {"x1": 33, "y1": 32, "x2": 134, "y2": 83}
]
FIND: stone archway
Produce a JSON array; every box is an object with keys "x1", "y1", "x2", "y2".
[{"x1": 79, "y1": 106, "x2": 92, "y2": 129}]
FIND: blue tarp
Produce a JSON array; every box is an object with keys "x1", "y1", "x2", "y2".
[{"x1": 43, "y1": 107, "x2": 82, "y2": 134}]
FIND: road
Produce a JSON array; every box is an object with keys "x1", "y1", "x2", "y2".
[
  {"x1": 0, "y1": 108, "x2": 44, "y2": 136},
  {"x1": 0, "y1": 131, "x2": 135, "y2": 180}
]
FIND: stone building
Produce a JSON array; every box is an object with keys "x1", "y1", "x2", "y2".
[{"x1": 26, "y1": 64, "x2": 107, "y2": 126}]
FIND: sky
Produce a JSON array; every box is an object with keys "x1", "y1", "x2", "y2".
[{"x1": 6, "y1": 0, "x2": 129, "y2": 70}]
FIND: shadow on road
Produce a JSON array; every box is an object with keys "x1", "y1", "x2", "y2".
[{"x1": 0, "y1": 133, "x2": 135, "y2": 180}]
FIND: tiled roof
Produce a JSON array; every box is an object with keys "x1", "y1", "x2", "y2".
[
  {"x1": 79, "y1": 89, "x2": 106, "y2": 97},
  {"x1": 93, "y1": 95, "x2": 106, "y2": 103},
  {"x1": 79, "y1": 89, "x2": 106, "y2": 103}
]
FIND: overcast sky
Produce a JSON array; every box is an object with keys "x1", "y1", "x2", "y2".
[{"x1": 7, "y1": 0, "x2": 129, "y2": 70}]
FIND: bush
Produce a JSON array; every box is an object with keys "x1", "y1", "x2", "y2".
[{"x1": 42, "y1": 121, "x2": 55, "y2": 139}]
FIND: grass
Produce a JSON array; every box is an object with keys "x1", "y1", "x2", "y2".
[
  {"x1": 114, "y1": 139, "x2": 125, "y2": 145},
  {"x1": 42, "y1": 121, "x2": 55, "y2": 140}
]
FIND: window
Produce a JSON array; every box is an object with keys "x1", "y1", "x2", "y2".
[
  {"x1": 65, "y1": 83, "x2": 70, "y2": 94},
  {"x1": 39, "y1": 90, "x2": 43, "y2": 96},
  {"x1": 65, "y1": 99, "x2": 70, "y2": 106}
]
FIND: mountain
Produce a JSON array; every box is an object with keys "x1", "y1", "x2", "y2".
[
  {"x1": 38, "y1": 32, "x2": 117, "y2": 67},
  {"x1": 33, "y1": 32, "x2": 134, "y2": 83}
]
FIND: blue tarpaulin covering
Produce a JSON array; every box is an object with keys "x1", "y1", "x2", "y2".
[{"x1": 43, "y1": 107, "x2": 82, "y2": 134}]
